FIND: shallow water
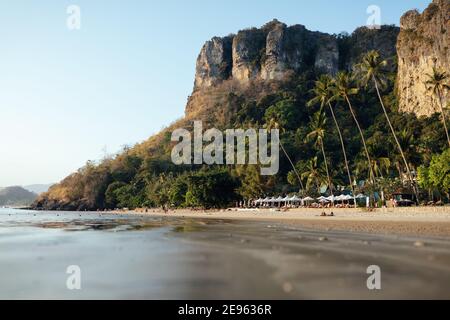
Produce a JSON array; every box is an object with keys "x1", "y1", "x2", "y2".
[{"x1": 1, "y1": 208, "x2": 450, "y2": 299}]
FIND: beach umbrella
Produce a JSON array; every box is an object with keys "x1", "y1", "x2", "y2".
[
  {"x1": 302, "y1": 196, "x2": 315, "y2": 202},
  {"x1": 275, "y1": 196, "x2": 284, "y2": 202},
  {"x1": 317, "y1": 196, "x2": 327, "y2": 201},
  {"x1": 326, "y1": 196, "x2": 335, "y2": 202},
  {"x1": 343, "y1": 195, "x2": 353, "y2": 201},
  {"x1": 356, "y1": 194, "x2": 367, "y2": 199}
]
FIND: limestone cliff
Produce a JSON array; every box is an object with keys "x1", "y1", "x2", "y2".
[
  {"x1": 397, "y1": 0, "x2": 450, "y2": 117},
  {"x1": 187, "y1": 20, "x2": 399, "y2": 117},
  {"x1": 193, "y1": 20, "x2": 339, "y2": 90}
]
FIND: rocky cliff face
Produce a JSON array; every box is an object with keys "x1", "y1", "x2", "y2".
[
  {"x1": 397, "y1": 0, "x2": 449, "y2": 117},
  {"x1": 188, "y1": 20, "x2": 399, "y2": 116},
  {"x1": 194, "y1": 20, "x2": 339, "y2": 90}
]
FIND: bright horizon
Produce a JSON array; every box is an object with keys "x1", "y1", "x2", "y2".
[{"x1": 0, "y1": 0, "x2": 430, "y2": 187}]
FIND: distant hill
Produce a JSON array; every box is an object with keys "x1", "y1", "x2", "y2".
[
  {"x1": 0, "y1": 186, "x2": 37, "y2": 207},
  {"x1": 23, "y1": 184, "x2": 53, "y2": 195}
]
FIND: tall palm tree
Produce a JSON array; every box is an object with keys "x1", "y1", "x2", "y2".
[
  {"x1": 425, "y1": 67, "x2": 450, "y2": 147},
  {"x1": 308, "y1": 75, "x2": 356, "y2": 203},
  {"x1": 306, "y1": 108, "x2": 334, "y2": 198},
  {"x1": 265, "y1": 118, "x2": 305, "y2": 192},
  {"x1": 333, "y1": 72, "x2": 376, "y2": 186},
  {"x1": 356, "y1": 50, "x2": 418, "y2": 201}
]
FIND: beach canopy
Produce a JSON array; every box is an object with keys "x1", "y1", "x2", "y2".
[
  {"x1": 275, "y1": 196, "x2": 284, "y2": 202},
  {"x1": 326, "y1": 196, "x2": 335, "y2": 202},
  {"x1": 282, "y1": 196, "x2": 291, "y2": 202},
  {"x1": 343, "y1": 195, "x2": 353, "y2": 201},
  {"x1": 317, "y1": 196, "x2": 327, "y2": 201},
  {"x1": 290, "y1": 195, "x2": 302, "y2": 202},
  {"x1": 302, "y1": 196, "x2": 315, "y2": 202},
  {"x1": 355, "y1": 194, "x2": 367, "y2": 199}
]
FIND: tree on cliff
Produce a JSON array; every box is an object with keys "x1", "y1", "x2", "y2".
[{"x1": 425, "y1": 67, "x2": 450, "y2": 148}]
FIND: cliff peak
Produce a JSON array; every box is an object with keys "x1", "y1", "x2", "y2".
[
  {"x1": 189, "y1": 20, "x2": 399, "y2": 117},
  {"x1": 193, "y1": 20, "x2": 340, "y2": 93}
]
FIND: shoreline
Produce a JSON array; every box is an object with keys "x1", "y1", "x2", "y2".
[
  {"x1": 122, "y1": 207, "x2": 450, "y2": 238},
  {"x1": 9, "y1": 206, "x2": 450, "y2": 238}
]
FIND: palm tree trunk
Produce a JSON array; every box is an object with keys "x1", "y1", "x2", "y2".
[
  {"x1": 280, "y1": 140, "x2": 305, "y2": 191},
  {"x1": 344, "y1": 95, "x2": 376, "y2": 185},
  {"x1": 373, "y1": 76, "x2": 419, "y2": 203},
  {"x1": 328, "y1": 102, "x2": 356, "y2": 205},
  {"x1": 320, "y1": 141, "x2": 334, "y2": 200},
  {"x1": 437, "y1": 88, "x2": 450, "y2": 148}
]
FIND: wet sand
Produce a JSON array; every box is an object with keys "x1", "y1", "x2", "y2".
[
  {"x1": 131, "y1": 207, "x2": 450, "y2": 238},
  {"x1": 1, "y1": 208, "x2": 450, "y2": 299}
]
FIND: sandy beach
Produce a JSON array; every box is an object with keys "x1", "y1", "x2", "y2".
[{"x1": 126, "y1": 207, "x2": 450, "y2": 238}]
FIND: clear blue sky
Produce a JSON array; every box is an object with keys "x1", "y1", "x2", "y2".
[{"x1": 0, "y1": 0, "x2": 430, "y2": 187}]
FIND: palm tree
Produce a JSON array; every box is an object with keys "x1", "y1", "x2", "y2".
[
  {"x1": 306, "y1": 108, "x2": 334, "y2": 198},
  {"x1": 265, "y1": 118, "x2": 305, "y2": 192},
  {"x1": 356, "y1": 50, "x2": 418, "y2": 201},
  {"x1": 308, "y1": 75, "x2": 356, "y2": 204},
  {"x1": 425, "y1": 67, "x2": 450, "y2": 147},
  {"x1": 333, "y1": 72, "x2": 375, "y2": 186},
  {"x1": 301, "y1": 157, "x2": 328, "y2": 193}
]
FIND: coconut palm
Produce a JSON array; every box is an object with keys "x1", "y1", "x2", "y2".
[
  {"x1": 301, "y1": 157, "x2": 328, "y2": 193},
  {"x1": 308, "y1": 75, "x2": 356, "y2": 203},
  {"x1": 306, "y1": 108, "x2": 334, "y2": 198},
  {"x1": 371, "y1": 157, "x2": 391, "y2": 179},
  {"x1": 265, "y1": 118, "x2": 305, "y2": 192},
  {"x1": 425, "y1": 67, "x2": 450, "y2": 147},
  {"x1": 333, "y1": 72, "x2": 376, "y2": 186},
  {"x1": 356, "y1": 50, "x2": 418, "y2": 201}
]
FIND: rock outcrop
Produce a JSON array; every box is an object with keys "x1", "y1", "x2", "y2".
[
  {"x1": 188, "y1": 20, "x2": 399, "y2": 116},
  {"x1": 194, "y1": 20, "x2": 342, "y2": 90},
  {"x1": 397, "y1": 0, "x2": 449, "y2": 117},
  {"x1": 194, "y1": 36, "x2": 233, "y2": 88}
]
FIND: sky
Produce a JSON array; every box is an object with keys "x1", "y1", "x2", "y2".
[{"x1": 0, "y1": 0, "x2": 430, "y2": 187}]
